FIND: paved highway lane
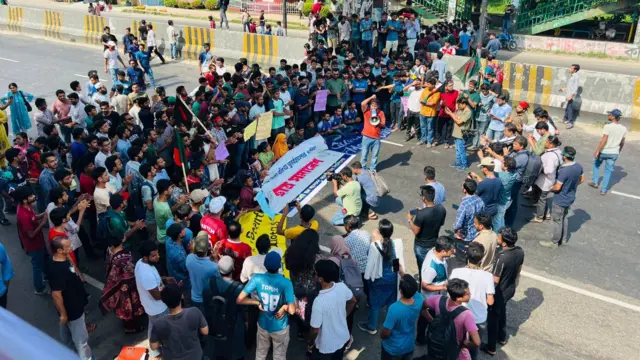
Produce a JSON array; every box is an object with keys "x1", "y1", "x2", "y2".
[{"x1": 1, "y1": 32, "x2": 639, "y2": 359}]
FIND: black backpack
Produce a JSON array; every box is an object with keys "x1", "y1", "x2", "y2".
[
  {"x1": 426, "y1": 296, "x2": 468, "y2": 360},
  {"x1": 520, "y1": 150, "x2": 542, "y2": 190},
  {"x1": 96, "y1": 211, "x2": 112, "y2": 245},
  {"x1": 207, "y1": 278, "x2": 242, "y2": 341},
  {"x1": 338, "y1": 257, "x2": 364, "y2": 298}
]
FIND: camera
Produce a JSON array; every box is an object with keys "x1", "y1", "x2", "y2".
[
  {"x1": 288, "y1": 200, "x2": 298, "y2": 208},
  {"x1": 326, "y1": 172, "x2": 342, "y2": 182}
]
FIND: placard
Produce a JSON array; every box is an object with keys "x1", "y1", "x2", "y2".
[
  {"x1": 255, "y1": 111, "x2": 273, "y2": 141},
  {"x1": 314, "y1": 90, "x2": 328, "y2": 112}
]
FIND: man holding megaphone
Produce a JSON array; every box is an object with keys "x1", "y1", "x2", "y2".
[{"x1": 360, "y1": 95, "x2": 386, "y2": 172}]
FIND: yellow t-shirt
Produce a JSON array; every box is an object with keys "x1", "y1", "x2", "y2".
[
  {"x1": 420, "y1": 90, "x2": 440, "y2": 117},
  {"x1": 284, "y1": 220, "x2": 319, "y2": 241}
]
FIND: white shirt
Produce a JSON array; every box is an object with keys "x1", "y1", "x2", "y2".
[
  {"x1": 147, "y1": 29, "x2": 157, "y2": 47},
  {"x1": 338, "y1": 21, "x2": 351, "y2": 41},
  {"x1": 129, "y1": 105, "x2": 141, "y2": 127},
  {"x1": 103, "y1": 49, "x2": 119, "y2": 69},
  {"x1": 601, "y1": 122, "x2": 627, "y2": 155},
  {"x1": 94, "y1": 151, "x2": 111, "y2": 169},
  {"x1": 240, "y1": 254, "x2": 266, "y2": 283},
  {"x1": 93, "y1": 185, "x2": 114, "y2": 215},
  {"x1": 135, "y1": 259, "x2": 168, "y2": 316},
  {"x1": 216, "y1": 66, "x2": 227, "y2": 76},
  {"x1": 525, "y1": 120, "x2": 556, "y2": 141},
  {"x1": 280, "y1": 90, "x2": 292, "y2": 120},
  {"x1": 92, "y1": 92, "x2": 109, "y2": 105},
  {"x1": 310, "y1": 282, "x2": 353, "y2": 354},
  {"x1": 449, "y1": 267, "x2": 495, "y2": 324},
  {"x1": 167, "y1": 26, "x2": 177, "y2": 44},
  {"x1": 69, "y1": 101, "x2": 88, "y2": 128},
  {"x1": 535, "y1": 148, "x2": 562, "y2": 191},
  {"x1": 421, "y1": 248, "x2": 448, "y2": 299},
  {"x1": 407, "y1": 87, "x2": 423, "y2": 113},
  {"x1": 110, "y1": 94, "x2": 128, "y2": 116}
]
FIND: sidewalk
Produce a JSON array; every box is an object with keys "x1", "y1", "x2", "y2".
[{"x1": 9, "y1": 0, "x2": 311, "y2": 38}]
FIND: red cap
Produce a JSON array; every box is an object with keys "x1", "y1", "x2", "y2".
[{"x1": 519, "y1": 101, "x2": 529, "y2": 110}]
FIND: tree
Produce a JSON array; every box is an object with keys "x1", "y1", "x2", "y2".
[{"x1": 477, "y1": 0, "x2": 489, "y2": 48}]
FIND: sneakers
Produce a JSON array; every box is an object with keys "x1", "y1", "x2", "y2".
[
  {"x1": 456, "y1": 166, "x2": 469, "y2": 172},
  {"x1": 588, "y1": 182, "x2": 599, "y2": 189},
  {"x1": 566, "y1": 123, "x2": 574, "y2": 129},
  {"x1": 0, "y1": 219, "x2": 10, "y2": 226},
  {"x1": 538, "y1": 240, "x2": 558, "y2": 248},
  {"x1": 357, "y1": 322, "x2": 377, "y2": 335},
  {"x1": 426, "y1": 143, "x2": 432, "y2": 148},
  {"x1": 34, "y1": 287, "x2": 51, "y2": 296},
  {"x1": 416, "y1": 140, "x2": 425, "y2": 145},
  {"x1": 449, "y1": 162, "x2": 458, "y2": 168}
]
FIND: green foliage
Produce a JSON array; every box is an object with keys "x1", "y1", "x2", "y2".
[
  {"x1": 164, "y1": 0, "x2": 178, "y2": 7},
  {"x1": 177, "y1": 0, "x2": 191, "y2": 9},
  {"x1": 319, "y1": 6, "x2": 331, "y2": 18},
  {"x1": 204, "y1": 0, "x2": 219, "y2": 10},
  {"x1": 191, "y1": 0, "x2": 204, "y2": 9},
  {"x1": 303, "y1": 1, "x2": 313, "y2": 16}
]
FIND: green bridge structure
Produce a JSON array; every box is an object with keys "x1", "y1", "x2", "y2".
[{"x1": 411, "y1": 0, "x2": 640, "y2": 40}]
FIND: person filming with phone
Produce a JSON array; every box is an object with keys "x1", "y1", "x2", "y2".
[{"x1": 331, "y1": 167, "x2": 362, "y2": 226}]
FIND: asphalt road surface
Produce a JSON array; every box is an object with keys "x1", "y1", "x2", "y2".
[{"x1": 1, "y1": 32, "x2": 639, "y2": 360}]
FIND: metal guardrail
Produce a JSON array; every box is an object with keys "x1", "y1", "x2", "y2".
[
  {"x1": 516, "y1": 0, "x2": 618, "y2": 31},
  {"x1": 229, "y1": 0, "x2": 300, "y2": 15}
]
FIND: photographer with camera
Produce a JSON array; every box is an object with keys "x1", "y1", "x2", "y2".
[
  {"x1": 331, "y1": 167, "x2": 362, "y2": 226},
  {"x1": 476, "y1": 123, "x2": 518, "y2": 171},
  {"x1": 351, "y1": 161, "x2": 379, "y2": 220}
]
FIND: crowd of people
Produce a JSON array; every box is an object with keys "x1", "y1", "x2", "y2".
[{"x1": 0, "y1": 2, "x2": 630, "y2": 360}]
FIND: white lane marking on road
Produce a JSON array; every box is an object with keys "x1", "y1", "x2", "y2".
[
  {"x1": 521, "y1": 270, "x2": 640, "y2": 313},
  {"x1": 0, "y1": 57, "x2": 19, "y2": 63},
  {"x1": 381, "y1": 140, "x2": 404, "y2": 147},
  {"x1": 83, "y1": 273, "x2": 105, "y2": 290},
  {"x1": 611, "y1": 190, "x2": 640, "y2": 200},
  {"x1": 74, "y1": 74, "x2": 108, "y2": 82}
]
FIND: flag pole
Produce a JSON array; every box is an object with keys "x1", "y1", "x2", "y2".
[
  {"x1": 181, "y1": 162, "x2": 190, "y2": 193},
  {"x1": 177, "y1": 96, "x2": 215, "y2": 140}
]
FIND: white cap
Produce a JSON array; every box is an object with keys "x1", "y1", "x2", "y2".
[
  {"x1": 107, "y1": 41, "x2": 116, "y2": 47},
  {"x1": 94, "y1": 82, "x2": 104, "y2": 89},
  {"x1": 208, "y1": 196, "x2": 226, "y2": 213}
]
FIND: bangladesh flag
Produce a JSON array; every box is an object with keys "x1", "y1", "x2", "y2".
[
  {"x1": 173, "y1": 129, "x2": 188, "y2": 170},
  {"x1": 455, "y1": 51, "x2": 482, "y2": 84}
]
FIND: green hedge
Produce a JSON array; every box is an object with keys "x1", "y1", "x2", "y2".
[
  {"x1": 164, "y1": 0, "x2": 178, "y2": 7},
  {"x1": 204, "y1": 0, "x2": 219, "y2": 10},
  {"x1": 302, "y1": 1, "x2": 331, "y2": 17}
]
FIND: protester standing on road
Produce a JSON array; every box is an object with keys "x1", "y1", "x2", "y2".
[
  {"x1": 220, "y1": 0, "x2": 231, "y2": 30},
  {"x1": 453, "y1": 179, "x2": 485, "y2": 242},
  {"x1": 104, "y1": 41, "x2": 126, "y2": 84},
  {"x1": 530, "y1": 136, "x2": 562, "y2": 223},
  {"x1": 360, "y1": 94, "x2": 386, "y2": 171},
  {"x1": 418, "y1": 78, "x2": 440, "y2": 147},
  {"x1": 408, "y1": 185, "x2": 446, "y2": 279},
  {"x1": 589, "y1": 109, "x2": 626, "y2": 195},
  {"x1": 469, "y1": 158, "x2": 502, "y2": 222},
  {"x1": 238, "y1": 251, "x2": 296, "y2": 360},
  {"x1": 135, "y1": 43, "x2": 157, "y2": 89},
  {"x1": 560, "y1": 64, "x2": 580, "y2": 129},
  {"x1": 381, "y1": 274, "x2": 426, "y2": 360},
  {"x1": 166, "y1": 20, "x2": 178, "y2": 60},
  {"x1": 0, "y1": 83, "x2": 35, "y2": 134},
  {"x1": 482, "y1": 227, "x2": 524, "y2": 356},
  {"x1": 450, "y1": 242, "x2": 495, "y2": 360},
  {"x1": 50, "y1": 236, "x2": 96, "y2": 360},
  {"x1": 423, "y1": 165, "x2": 446, "y2": 205},
  {"x1": 471, "y1": 212, "x2": 498, "y2": 271},
  {"x1": 540, "y1": 146, "x2": 584, "y2": 248},
  {"x1": 310, "y1": 259, "x2": 357, "y2": 358},
  {"x1": 14, "y1": 186, "x2": 49, "y2": 295}
]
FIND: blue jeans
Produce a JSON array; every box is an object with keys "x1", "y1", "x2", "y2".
[
  {"x1": 390, "y1": 101, "x2": 403, "y2": 128},
  {"x1": 414, "y1": 243, "x2": 431, "y2": 283},
  {"x1": 485, "y1": 128, "x2": 503, "y2": 141},
  {"x1": 472, "y1": 120, "x2": 489, "y2": 147},
  {"x1": 170, "y1": 43, "x2": 177, "y2": 58},
  {"x1": 28, "y1": 249, "x2": 46, "y2": 292},
  {"x1": 220, "y1": 7, "x2": 229, "y2": 29},
  {"x1": 108, "y1": 68, "x2": 118, "y2": 83},
  {"x1": 362, "y1": 39, "x2": 373, "y2": 59},
  {"x1": 592, "y1": 153, "x2": 618, "y2": 192},
  {"x1": 420, "y1": 115, "x2": 435, "y2": 144},
  {"x1": 331, "y1": 197, "x2": 347, "y2": 226},
  {"x1": 454, "y1": 138, "x2": 468, "y2": 168},
  {"x1": 361, "y1": 135, "x2": 381, "y2": 171},
  {"x1": 144, "y1": 67, "x2": 156, "y2": 88},
  {"x1": 493, "y1": 200, "x2": 511, "y2": 232},
  {"x1": 367, "y1": 305, "x2": 382, "y2": 331}
]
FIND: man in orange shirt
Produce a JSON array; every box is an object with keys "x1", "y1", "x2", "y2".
[
  {"x1": 360, "y1": 95, "x2": 386, "y2": 172},
  {"x1": 419, "y1": 78, "x2": 441, "y2": 147}
]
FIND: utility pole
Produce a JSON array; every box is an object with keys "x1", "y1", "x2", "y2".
[{"x1": 283, "y1": 0, "x2": 288, "y2": 36}]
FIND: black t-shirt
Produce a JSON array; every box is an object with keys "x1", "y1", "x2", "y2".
[
  {"x1": 138, "y1": 26, "x2": 148, "y2": 40},
  {"x1": 413, "y1": 204, "x2": 447, "y2": 249},
  {"x1": 374, "y1": 75, "x2": 392, "y2": 103},
  {"x1": 189, "y1": 212, "x2": 203, "y2": 235},
  {"x1": 101, "y1": 33, "x2": 117, "y2": 50},
  {"x1": 139, "y1": 108, "x2": 155, "y2": 131},
  {"x1": 9, "y1": 164, "x2": 26, "y2": 186},
  {"x1": 49, "y1": 260, "x2": 88, "y2": 321},
  {"x1": 492, "y1": 246, "x2": 525, "y2": 302}
]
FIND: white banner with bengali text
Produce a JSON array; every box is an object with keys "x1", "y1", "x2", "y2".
[{"x1": 260, "y1": 136, "x2": 344, "y2": 212}]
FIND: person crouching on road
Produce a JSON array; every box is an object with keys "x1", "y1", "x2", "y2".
[
  {"x1": 351, "y1": 161, "x2": 380, "y2": 220},
  {"x1": 331, "y1": 166, "x2": 363, "y2": 226}
]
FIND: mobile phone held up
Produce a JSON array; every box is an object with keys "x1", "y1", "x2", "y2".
[{"x1": 392, "y1": 258, "x2": 400, "y2": 273}]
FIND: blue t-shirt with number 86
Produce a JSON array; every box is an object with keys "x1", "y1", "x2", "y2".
[{"x1": 242, "y1": 272, "x2": 295, "y2": 333}]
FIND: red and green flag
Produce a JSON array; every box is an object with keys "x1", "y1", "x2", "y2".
[
  {"x1": 455, "y1": 51, "x2": 482, "y2": 84},
  {"x1": 173, "y1": 129, "x2": 188, "y2": 170}
]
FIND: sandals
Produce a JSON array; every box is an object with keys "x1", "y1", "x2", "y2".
[{"x1": 368, "y1": 212, "x2": 378, "y2": 220}]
